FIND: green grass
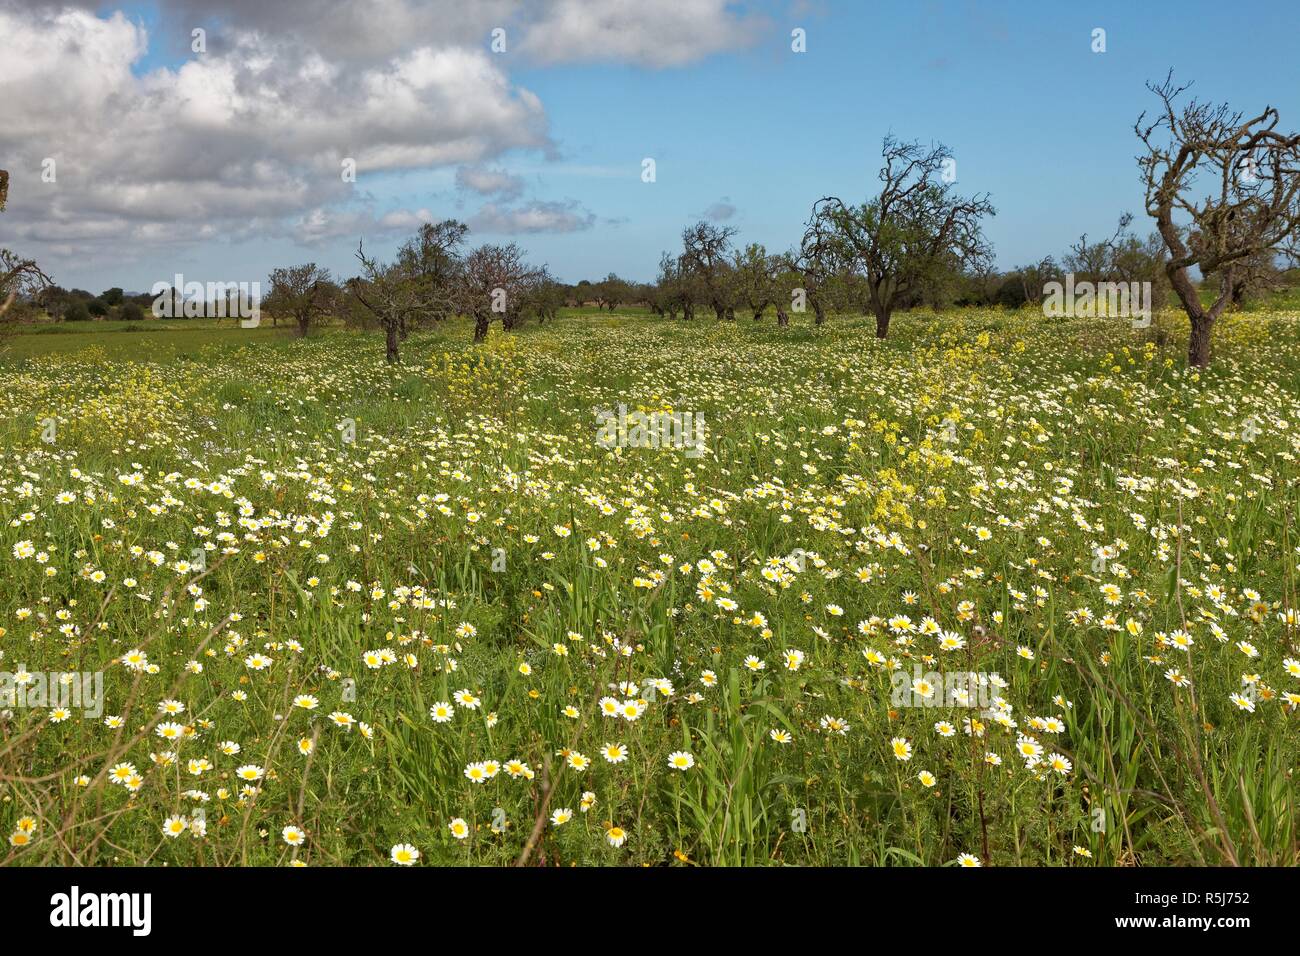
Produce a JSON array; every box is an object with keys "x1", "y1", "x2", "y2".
[{"x1": 0, "y1": 306, "x2": 1296, "y2": 867}]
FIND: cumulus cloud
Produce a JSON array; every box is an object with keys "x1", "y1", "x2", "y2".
[
  {"x1": 288, "y1": 206, "x2": 436, "y2": 246},
  {"x1": 468, "y1": 199, "x2": 596, "y2": 234},
  {"x1": 0, "y1": 4, "x2": 545, "y2": 263},
  {"x1": 13, "y1": 0, "x2": 761, "y2": 68},
  {"x1": 456, "y1": 165, "x2": 526, "y2": 199},
  {"x1": 518, "y1": 0, "x2": 765, "y2": 68},
  {"x1": 0, "y1": 0, "x2": 758, "y2": 277}
]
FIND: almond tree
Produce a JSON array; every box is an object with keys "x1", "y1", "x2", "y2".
[
  {"x1": 349, "y1": 220, "x2": 467, "y2": 363},
  {"x1": 1136, "y1": 72, "x2": 1300, "y2": 366},
  {"x1": 679, "y1": 221, "x2": 737, "y2": 320},
  {"x1": 651, "y1": 251, "x2": 691, "y2": 319},
  {"x1": 814, "y1": 136, "x2": 995, "y2": 337},
  {"x1": 771, "y1": 252, "x2": 803, "y2": 327},
  {"x1": 795, "y1": 207, "x2": 841, "y2": 326},
  {"x1": 459, "y1": 242, "x2": 544, "y2": 342},
  {"x1": 267, "y1": 263, "x2": 334, "y2": 337},
  {"x1": 0, "y1": 170, "x2": 52, "y2": 324},
  {"x1": 398, "y1": 219, "x2": 469, "y2": 334},
  {"x1": 733, "y1": 242, "x2": 779, "y2": 321}
]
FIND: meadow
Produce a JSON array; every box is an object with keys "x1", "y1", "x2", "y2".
[{"x1": 1, "y1": 306, "x2": 1297, "y2": 867}]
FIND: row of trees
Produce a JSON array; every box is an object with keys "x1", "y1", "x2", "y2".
[
  {"x1": 4, "y1": 74, "x2": 1298, "y2": 368},
  {"x1": 345, "y1": 220, "x2": 566, "y2": 362},
  {"x1": 645, "y1": 74, "x2": 1300, "y2": 367}
]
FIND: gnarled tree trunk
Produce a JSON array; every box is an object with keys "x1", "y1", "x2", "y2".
[
  {"x1": 874, "y1": 304, "x2": 891, "y2": 338},
  {"x1": 385, "y1": 323, "x2": 400, "y2": 363},
  {"x1": 473, "y1": 312, "x2": 491, "y2": 342}
]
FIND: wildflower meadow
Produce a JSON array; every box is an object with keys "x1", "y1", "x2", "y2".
[{"x1": 1, "y1": 307, "x2": 1296, "y2": 867}]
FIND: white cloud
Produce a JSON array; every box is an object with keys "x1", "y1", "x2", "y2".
[
  {"x1": 469, "y1": 199, "x2": 596, "y2": 234},
  {"x1": 289, "y1": 206, "x2": 436, "y2": 245},
  {"x1": 518, "y1": 0, "x2": 764, "y2": 67},
  {"x1": 456, "y1": 165, "x2": 526, "y2": 199},
  {"x1": 0, "y1": 5, "x2": 547, "y2": 265},
  {"x1": 0, "y1": 0, "x2": 759, "y2": 282}
]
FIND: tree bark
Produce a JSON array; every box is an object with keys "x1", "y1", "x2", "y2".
[
  {"x1": 1188, "y1": 316, "x2": 1213, "y2": 367},
  {"x1": 473, "y1": 313, "x2": 490, "y2": 342},
  {"x1": 385, "y1": 323, "x2": 400, "y2": 363},
  {"x1": 776, "y1": 306, "x2": 789, "y2": 327},
  {"x1": 874, "y1": 305, "x2": 891, "y2": 338}
]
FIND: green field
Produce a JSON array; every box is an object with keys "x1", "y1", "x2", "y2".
[{"x1": 1, "y1": 306, "x2": 1297, "y2": 866}]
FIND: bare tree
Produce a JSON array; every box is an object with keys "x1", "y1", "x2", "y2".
[
  {"x1": 795, "y1": 207, "x2": 842, "y2": 326},
  {"x1": 0, "y1": 172, "x2": 52, "y2": 326},
  {"x1": 267, "y1": 263, "x2": 334, "y2": 337},
  {"x1": 350, "y1": 244, "x2": 418, "y2": 363},
  {"x1": 349, "y1": 221, "x2": 468, "y2": 362},
  {"x1": 0, "y1": 249, "x2": 51, "y2": 327},
  {"x1": 1137, "y1": 72, "x2": 1300, "y2": 366},
  {"x1": 813, "y1": 136, "x2": 995, "y2": 337},
  {"x1": 680, "y1": 221, "x2": 737, "y2": 320},
  {"x1": 459, "y1": 243, "x2": 544, "y2": 342}
]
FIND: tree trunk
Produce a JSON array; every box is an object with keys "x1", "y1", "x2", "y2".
[
  {"x1": 473, "y1": 313, "x2": 490, "y2": 343},
  {"x1": 1188, "y1": 316, "x2": 1213, "y2": 367},
  {"x1": 385, "y1": 323, "x2": 400, "y2": 364},
  {"x1": 1230, "y1": 278, "x2": 1249, "y2": 307},
  {"x1": 874, "y1": 305, "x2": 891, "y2": 338},
  {"x1": 813, "y1": 300, "x2": 825, "y2": 325},
  {"x1": 1167, "y1": 264, "x2": 1217, "y2": 368},
  {"x1": 296, "y1": 314, "x2": 309, "y2": 338},
  {"x1": 752, "y1": 308, "x2": 763, "y2": 321},
  {"x1": 776, "y1": 306, "x2": 789, "y2": 327}
]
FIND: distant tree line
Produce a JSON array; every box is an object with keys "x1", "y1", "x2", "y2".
[{"x1": 4, "y1": 73, "x2": 1299, "y2": 368}]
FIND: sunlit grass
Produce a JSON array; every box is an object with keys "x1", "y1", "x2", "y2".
[{"x1": 0, "y1": 307, "x2": 1296, "y2": 866}]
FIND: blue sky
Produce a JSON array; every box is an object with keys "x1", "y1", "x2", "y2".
[{"x1": 5, "y1": 0, "x2": 1299, "y2": 293}]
